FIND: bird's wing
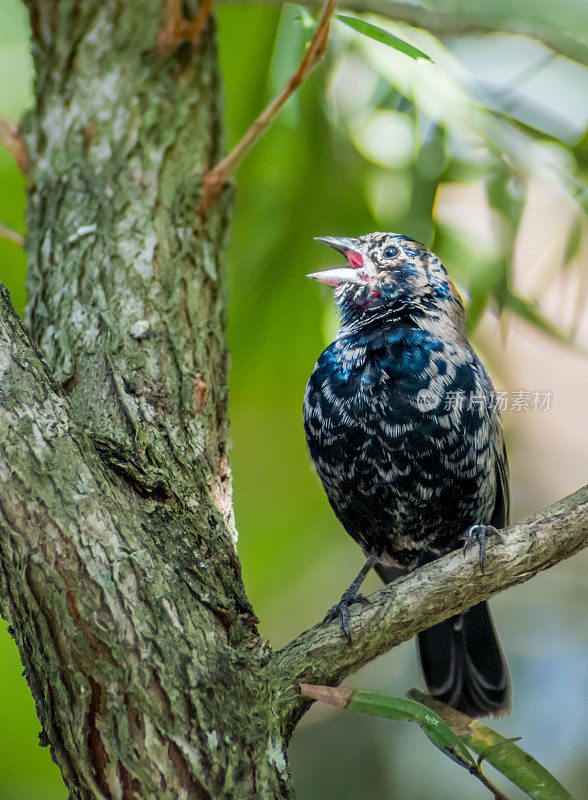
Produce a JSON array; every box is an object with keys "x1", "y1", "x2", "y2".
[
  {"x1": 489, "y1": 407, "x2": 510, "y2": 529},
  {"x1": 472, "y1": 355, "x2": 510, "y2": 530}
]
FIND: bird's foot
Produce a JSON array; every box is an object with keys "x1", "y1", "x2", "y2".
[
  {"x1": 463, "y1": 524, "x2": 500, "y2": 574},
  {"x1": 323, "y1": 590, "x2": 372, "y2": 644}
]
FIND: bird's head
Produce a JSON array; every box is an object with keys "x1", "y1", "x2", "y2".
[{"x1": 308, "y1": 232, "x2": 466, "y2": 338}]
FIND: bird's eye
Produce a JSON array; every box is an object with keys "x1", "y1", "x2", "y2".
[{"x1": 383, "y1": 246, "x2": 399, "y2": 259}]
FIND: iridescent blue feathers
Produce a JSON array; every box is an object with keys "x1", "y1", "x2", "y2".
[{"x1": 304, "y1": 232, "x2": 511, "y2": 717}]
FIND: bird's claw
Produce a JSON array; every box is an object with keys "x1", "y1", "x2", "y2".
[
  {"x1": 463, "y1": 524, "x2": 499, "y2": 574},
  {"x1": 323, "y1": 591, "x2": 372, "y2": 644}
]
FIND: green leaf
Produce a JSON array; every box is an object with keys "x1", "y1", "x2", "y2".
[
  {"x1": 563, "y1": 216, "x2": 582, "y2": 267},
  {"x1": 349, "y1": 690, "x2": 475, "y2": 765},
  {"x1": 466, "y1": 725, "x2": 573, "y2": 800},
  {"x1": 296, "y1": 5, "x2": 317, "y2": 31},
  {"x1": 408, "y1": 690, "x2": 574, "y2": 800},
  {"x1": 300, "y1": 685, "x2": 474, "y2": 766},
  {"x1": 335, "y1": 15, "x2": 432, "y2": 62}
]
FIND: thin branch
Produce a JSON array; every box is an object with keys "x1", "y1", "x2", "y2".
[
  {"x1": 219, "y1": 0, "x2": 588, "y2": 67},
  {"x1": 270, "y1": 484, "x2": 588, "y2": 735},
  {"x1": 0, "y1": 223, "x2": 25, "y2": 247},
  {"x1": 199, "y1": 0, "x2": 338, "y2": 212},
  {"x1": 463, "y1": 758, "x2": 510, "y2": 800},
  {"x1": 0, "y1": 114, "x2": 27, "y2": 173},
  {"x1": 158, "y1": 0, "x2": 216, "y2": 56}
]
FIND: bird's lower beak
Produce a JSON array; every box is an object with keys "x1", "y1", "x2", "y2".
[
  {"x1": 306, "y1": 266, "x2": 363, "y2": 285},
  {"x1": 308, "y1": 236, "x2": 364, "y2": 285}
]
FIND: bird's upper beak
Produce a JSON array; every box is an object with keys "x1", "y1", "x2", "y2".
[{"x1": 307, "y1": 236, "x2": 364, "y2": 285}]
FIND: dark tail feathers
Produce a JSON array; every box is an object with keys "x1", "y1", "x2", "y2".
[{"x1": 417, "y1": 601, "x2": 511, "y2": 718}]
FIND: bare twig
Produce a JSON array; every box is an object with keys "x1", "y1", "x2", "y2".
[
  {"x1": 0, "y1": 223, "x2": 25, "y2": 247},
  {"x1": 200, "y1": 0, "x2": 338, "y2": 212},
  {"x1": 300, "y1": 683, "x2": 353, "y2": 706},
  {"x1": 271, "y1": 484, "x2": 588, "y2": 735},
  {"x1": 465, "y1": 761, "x2": 510, "y2": 800},
  {"x1": 158, "y1": 0, "x2": 216, "y2": 56},
  {"x1": 0, "y1": 114, "x2": 27, "y2": 173}
]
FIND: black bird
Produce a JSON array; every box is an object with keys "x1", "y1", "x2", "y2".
[{"x1": 303, "y1": 232, "x2": 511, "y2": 718}]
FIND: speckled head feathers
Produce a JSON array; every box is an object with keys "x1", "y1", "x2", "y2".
[{"x1": 309, "y1": 232, "x2": 466, "y2": 339}]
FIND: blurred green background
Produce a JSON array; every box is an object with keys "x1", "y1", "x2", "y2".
[{"x1": 0, "y1": 0, "x2": 587, "y2": 798}]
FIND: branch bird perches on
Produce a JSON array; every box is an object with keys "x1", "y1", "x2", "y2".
[{"x1": 270, "y1": 483, "x2": 588, "y2": 734}]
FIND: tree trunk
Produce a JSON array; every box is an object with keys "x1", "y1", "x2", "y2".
[{"x1": 2, "y1": 1, "x2": 291, "y2": 797}]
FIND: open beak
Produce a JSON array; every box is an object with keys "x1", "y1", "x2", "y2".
[{"x1": 307, "y1": 236, "x2": 364, "y2": 285}]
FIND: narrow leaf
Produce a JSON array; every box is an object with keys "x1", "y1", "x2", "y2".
[
  {"x1": 349, "y1": 690, "x2": 474, "y2": 765},
  {"x1": 336, "y1": 15, "x2": 432, "y2": 62},
  {"x1": 300, "y1": 684, "x2": 473, "y2": 765},
  {"x1": 464, "y1": 724, "x2": 573, "y2": 800},
  {"x1": 563, "y1": 216, "x2": 582, "y2": 267},
  {"x1": 409, "y1": 690, "x2": 574, "y2": 800}
]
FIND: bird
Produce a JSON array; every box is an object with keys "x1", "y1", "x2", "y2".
[{"x1": 303, "y1": 232, "x2": 511, "y2": 718}]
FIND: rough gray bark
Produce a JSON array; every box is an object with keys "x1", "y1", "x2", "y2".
[
  {"x1": 3, "y1": 1, "x2": 287, "y2": 797},
  {"x1": 0, "y1": 2, "x2": 587, "y2": 799},
  {"x1": 0, "y1": 285, "x2": 278, "y2": 800}
]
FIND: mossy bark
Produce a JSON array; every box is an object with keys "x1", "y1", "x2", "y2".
[{"x1": 0, "y1": 1, "x2": 293, "y2": 797}]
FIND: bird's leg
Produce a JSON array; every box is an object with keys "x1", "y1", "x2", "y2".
[
  {"x1": 323, "y1": 551, "x2": 379, "y2": 644},
  {"x1": 463, "y1": 524, "x2": 501, "y2": 574}
]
